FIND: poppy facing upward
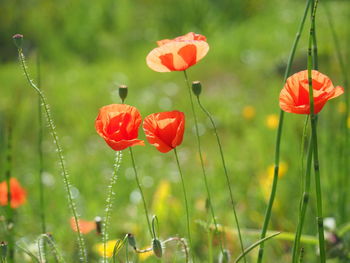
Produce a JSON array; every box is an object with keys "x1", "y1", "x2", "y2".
[
  {"x1": 146, "y1": 32, "x2": 209, "y2": 72},
  {"x1": 95, "y1": 104, "x2": 144, "y2": 151},
  {"x1": 279, "y1": 70, "x2": 344, "y2": 114},
  {"x1": 143, "y1": 111, "x2": 185, "y2": 153}
]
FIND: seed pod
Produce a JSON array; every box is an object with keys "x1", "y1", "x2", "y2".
[
  {"x1": 152, "y1": 238, "x2": 163, "y2": 258},
  {"x1": 192, "y1": 81, "x2": 202, "y2": 96},
  {"x1": 119, "y1": 85, "x2": 128, "y2": 103},
  {"x1": 94, "y1": 216, "x2": 102, "y2": 235}
]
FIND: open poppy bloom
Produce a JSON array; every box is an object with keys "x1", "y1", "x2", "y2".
[
  {"x1": 0, "y1": 178, "x2": 27, "y2": 208},
  {"x1": 146, "y1": 32, "x2": 209, "y2": 72},
  {"x1": 95, "y1": 104, "x2": 144, "y2": 151},
  {"x1": 279, "y1": 70, "x2": 344, "y2": 114},
  {"x1": 70, "y1": 217, "x2": 96, "y2": 234},
  {"x1": 143, "y1": 111, "x2": 185, "y2": 153}
]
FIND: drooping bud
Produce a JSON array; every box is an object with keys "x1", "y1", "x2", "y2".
[
  {"x1": 12, "y1": 34, "x2": 23, "y2": 49},
  {"x1": 218, "y1": 249, "x2": 231, "y2": 263},
  {"x1": 94, "y1": 216, "x2": 102, "y2": 235},
  {"x1": 119, "y1": 85, "x2": 128, "y2": 103},
  {"x1": 192, "y1": 81, "x2": 202, "y2": 97},
  {"x1": 152, "y1": 238, "x2": 163, "y2": 258},
  {"x1": 0, "y1": 241, "x2": 7, "y2": 260},
  {"x1": 127, "y1": 233, "x2": 137, "y2": 249}
]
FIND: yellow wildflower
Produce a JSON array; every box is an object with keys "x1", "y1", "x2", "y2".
[
  {"x1": 95, "y1": 239, "x2": 122, "y2": 258},
  {"x1": 265, "y1": 114, "x2": 279, "y2": 130},
  {"x1": 337, "y1": 101, "x2": 346, "y2": 114},
  {"x1": 242, "y1": 106, "x2": 256, "y2": 120}
]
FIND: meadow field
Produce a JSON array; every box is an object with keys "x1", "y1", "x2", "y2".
[{"x1": 0, "y1": 0, "x2": 350, "y2": 262}]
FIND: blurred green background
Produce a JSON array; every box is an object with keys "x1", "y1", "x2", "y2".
[{"x1": 1, "y1": 0, "x2": 350, "y2": 262}]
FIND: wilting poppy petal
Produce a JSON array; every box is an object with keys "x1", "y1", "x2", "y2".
[
  {"x1": 95, "y1": 104, "x2": 145, "y2": 151},
  {"x1": 0, "y1": 178, "x2": 27, "y2": 208},
  {"x1": 147, "y1": 32, "x2": 209, "y2": 72},
  {"x1": 279, "y1": 70, "x2": 344, "y2": 114},
  {"x1": 143, "y1": 111, "x2": 185, "y2": 153},
  {"x1": 70, "y1": 217, "x2": 96, "y2": 234}
]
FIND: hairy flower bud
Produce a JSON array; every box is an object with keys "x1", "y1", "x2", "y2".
[
  {"x1": 152, "y1": 238, "x2": 163, "y2": 258},
  {"x1": 127, "y1": 233, "x2": 137, "y2": 249}
]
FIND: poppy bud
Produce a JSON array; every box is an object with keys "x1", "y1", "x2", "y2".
[
  {"x1": 152, "y1": 238, "x2": 163, "y2": 258},
  {"x1": 218, "y1": 249, "x2": 231, "y2": 263},
  {"x1": 12, "y1": 34, "x2": 23, "y2": 49},
  {"x1": 192, "y1": 81, "x2": 202, "y2": 96},
  {"x1": 127, "y1": 233, "x2": 137, "y2": 249},
  {"x1": 94, "y1": 216, "x2": 102, "y2": 235},
  {"x1": 119, "y1": 85, "x2": 128, "y2": 103},
  {"x1": 0, "y1": 241, "x2": 7, "y2": 259}
]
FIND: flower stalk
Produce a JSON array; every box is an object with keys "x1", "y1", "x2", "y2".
[
  {"x1": 173, "y1": 148, "x2": 194, "y2": 262},
  {"x1": 307, "y1": 1, "x2": 326, "y2": 262},
  {"x1": 183, "y1": 70, "x2": 224, "y2": 255},
  {"x1": 193, "y1": 84, "x2": 246, "y2": 262},
  {"x1": 15, "y1": 43, "x2": 87, "y2": 263},
  {"x1": 257, "y1": 1, "x2": 311, "y2": 262},
  {"x1": 102, "y1": 151, "x2": 122, "y2": 262},
  {"x1": 129, "y1": 148, "x2": 153, "y2": 238}
]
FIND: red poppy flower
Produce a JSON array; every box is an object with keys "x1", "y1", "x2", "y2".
[
  {"x1": 143, "y1": 111, "x2": 185, "y2": 153},
  {"x1": 146, "y1": 32, "x2": 209, "y2": 72},
  {"x1": 279, "y1": 70, "x2": 344, "y2": 114},
  {"x1": 0, "y1": 178, "x2": 27, "y2": 208},
  {"x1": 70, "y1": 218, "x2": 96, "y2": 234},
  {"x1": 95, "y1": 104, "x2": 144, "y2": 151}
]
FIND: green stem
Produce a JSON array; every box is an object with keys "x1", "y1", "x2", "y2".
[
  {"x1": 5, "y1": 123, "x2": 14, "y2": 263},
  {"x1": 36, "y1": 53, "x2": 46, "y2": 236},
  {"x1": 257, "y1": 1, "x2": 311, "y2": 262},
  {"x1": 195, "y1": 96, "x2": 246, "y2": 262},
  {"x1": 307, "y1": 1, "x2": 326, "y2": 262},
  {"x1": 17, "y1": 48, "x2": 87, "y2": 263},
  {"x1": 128, "y1": 148, "x2": 153, "y2": 238},
  {"x1": 103, "y1": 151, "x2": 123, "y2": 263},
  {"x1": 36, "y1": 52, "x2": 47, "y2": 263},
  {"x1": 173, "y1": 148, "x2": 194, "y2": 262},
  {"x1": 324, "y1": 1, "x2": 350, "y2": 223},
  {"x1": 183, "y1": 70, "x2": 224, "y2": 255},
  {"x1": 292, "y1": 134, "x2": 313, "y2": 262}
]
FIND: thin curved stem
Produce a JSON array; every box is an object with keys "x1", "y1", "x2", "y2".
[
  {"x1": 17, "y1": 48, "x2": 87, "y2": 262},
  {"x1": 195, "y1": 97, "x2": 246, "y2": 262},
  {"x1": 129, "y1": 147, "x2": 153, "y2": 238},
  {"x1": 103, "y1": 151, "x2": 123, "y2": 262},
  {"x1": 183, "y1": 70, "x2": 224, "y2": 255},
  {"x1": 257, "y1": 1, "x2": 312, "y2": 262},
  {"x1": 173, "y1": 148, "x2": 194, "y2": 262}
]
